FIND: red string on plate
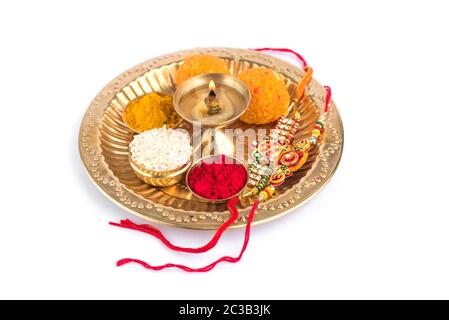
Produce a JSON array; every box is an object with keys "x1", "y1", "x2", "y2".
[{"x1": 114, "y1": 199, "x2": 260, "y2": 272}]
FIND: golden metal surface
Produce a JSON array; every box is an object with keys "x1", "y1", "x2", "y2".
[{"x1": 79, "y1": 47, "x2": 344, "y2": 229}]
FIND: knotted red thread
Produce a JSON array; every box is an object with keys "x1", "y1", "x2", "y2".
[
  {"x1": 109, "y1": 197, "x2": 240, "y2": 253},
  {"x1": 115, "y1": 199, "x2": 260, "y2": 272},
  {"x1": 251, "y1": 47, "x2": 308, "y2": 67}
]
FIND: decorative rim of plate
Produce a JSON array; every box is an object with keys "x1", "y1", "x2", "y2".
[{"x1": 78, "y1": 47, "x2": 344, "y2": 229}]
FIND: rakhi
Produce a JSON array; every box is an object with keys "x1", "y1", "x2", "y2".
[
  {"x1": 245, "y1": 87, "x2": 331, "y2": 202},
  {"x1": 110, "y1": 48, "x2": 332, "y2": 272}
]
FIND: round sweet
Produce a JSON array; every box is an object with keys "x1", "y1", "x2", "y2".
[
  {"x1": 175, "y1": 55, "x2": 230, "y2": 86},
  {"x1": 238, "y1": 68, "x2": 290, "y2": 124}
]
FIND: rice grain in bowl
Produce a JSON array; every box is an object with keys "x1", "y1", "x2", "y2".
[{"x1": 129, "y1": 126, "x2": 192, "y2": 186}]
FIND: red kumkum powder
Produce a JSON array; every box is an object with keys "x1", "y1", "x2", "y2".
[{"x1": 188, "y1": 155, "x2": 248, "y2": 200}]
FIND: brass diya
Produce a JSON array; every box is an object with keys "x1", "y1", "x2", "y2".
[{"x1": 79, "y1": 48, "x2": 344, "y2": 229}]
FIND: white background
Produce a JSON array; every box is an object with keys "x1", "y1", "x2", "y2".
[{"x1": 1, "y1": 0, "x2": 448, "y2": 299}]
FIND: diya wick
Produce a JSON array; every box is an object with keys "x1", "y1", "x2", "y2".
[{"x1": 204, "y1": 80, "x2": 221, "y2": 115}]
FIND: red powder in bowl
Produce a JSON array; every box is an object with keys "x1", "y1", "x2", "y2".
[{"x1": 187, "y1": 155, "x2": 248, "y2": 200}]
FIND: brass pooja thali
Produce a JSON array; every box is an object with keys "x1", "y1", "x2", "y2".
[{"x1": 79, "y1": 47, "x2": 344, "y2": 229}]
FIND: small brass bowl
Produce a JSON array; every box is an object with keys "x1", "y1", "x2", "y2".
[
  {"x1": 122, "y1": 92, "x2": 182, "y2": 134},
  {"x1": 186, "y1": 154, "x2": 249, "y2": 203},
  {"x1": 129, "y1": 156, "x2": 191, "y2": 187}
]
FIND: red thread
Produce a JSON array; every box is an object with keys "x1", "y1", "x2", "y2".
[
  {"x1": 115, "y1": 199, "x2": 260, "y2": 272},
  {"x1": 324, "y1": 85, "x2": 332, "y2": 113},
  {"x1": 109, "y1": 197, "x2": 240, "y2": 254},
  {"x1": 251, "y1": 48, "x2": 308, "y2": 68}
]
